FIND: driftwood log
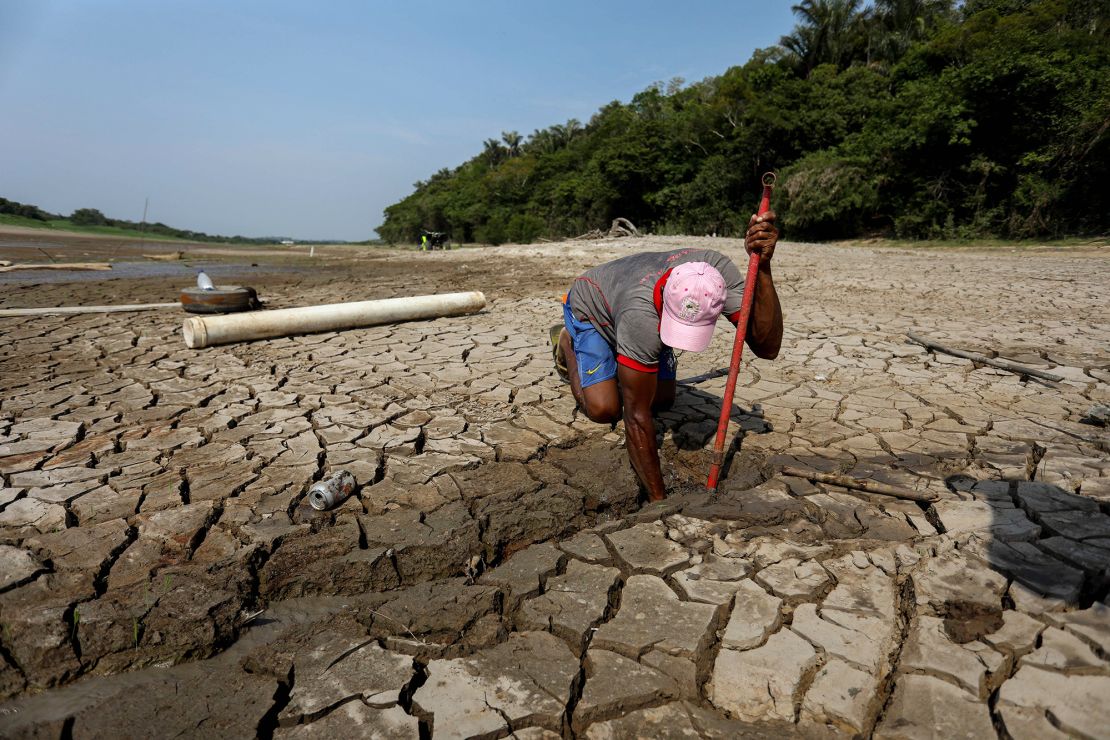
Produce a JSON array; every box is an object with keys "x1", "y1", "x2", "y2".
[
  {"x1": 0, "y1": 263, "x2": 112, "y2": 273},
  {"x1": 608, "y1": 217, "x2": 640, "y2": 237},
  {"x1": 573, "y1": 218, "x2": 641, "y2": 240},
  {"x1": 780, "y1": 466, "x2": 940, "y2": 502},
  {"x1": 907, "y1": 331, "x2": 1063, "y2": 383},
  {"x1": 0, "y1": 303, "x2": 180, "y2": 317},
  {"x1": 572, "y1": 229, "x2": 605, "y2": 240}
]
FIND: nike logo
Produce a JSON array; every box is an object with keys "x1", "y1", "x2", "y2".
[{"x1": 585, "y1": 363, "x2": 603, "y2": 375}]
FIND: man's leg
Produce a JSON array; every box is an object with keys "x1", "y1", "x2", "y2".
[
  {"x1": 560, "y1": 329, "x2": 620, "y2": 423},
  {"x1": 560, "y1": 304, "x2": 621, "y2": 424}
]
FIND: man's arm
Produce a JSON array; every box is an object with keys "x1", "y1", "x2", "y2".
[
  {"x1": 616, "y1": 363, "x2": 666, "y2": 502},
  {"x1": 736, "y1": 210, "x2": 783, "y2": 359}
]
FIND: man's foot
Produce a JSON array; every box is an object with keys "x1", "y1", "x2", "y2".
[{"x1": 550, "y1": 324, "x2": 570, "y2": 383}]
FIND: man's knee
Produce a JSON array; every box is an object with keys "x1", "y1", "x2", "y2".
[
  {"x1": 579, "y1": 379, "x2": 620, "y2": 424},
  {"x1": 586, "y1": 399, "x2": 621, "y2": 421},
  {"x1": 583, "y1": 395, "x2": 621, "y2": 424}
]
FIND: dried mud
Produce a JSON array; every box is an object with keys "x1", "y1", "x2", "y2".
[{"x1": 1, "y1": 229, "x2": 1108, "y2": 738}]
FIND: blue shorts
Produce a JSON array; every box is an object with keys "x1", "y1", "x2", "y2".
[{"x1": 563, "y1": 302, "x2": 676, "y2": 388}]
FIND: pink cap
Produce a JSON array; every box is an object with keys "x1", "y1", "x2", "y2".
[{"x1": 660, "y1": 261, "x2": 727, "y2": 352}]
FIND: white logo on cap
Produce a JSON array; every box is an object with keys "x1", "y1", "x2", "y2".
[{"x1": 678, "y1": 297, "x2": 701, "y2": 321}]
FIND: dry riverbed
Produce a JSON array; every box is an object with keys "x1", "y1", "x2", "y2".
[{"x1": 1, "y1": 229, "x2": 1108, "y2": 738}]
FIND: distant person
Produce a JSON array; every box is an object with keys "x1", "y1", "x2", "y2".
[{"x1": 551, "y1": 212, "x2": 782, "y2": 501}]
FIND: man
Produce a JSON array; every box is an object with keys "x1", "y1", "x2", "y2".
[{"x1": 552, "y1": 212, "x2": 782, "y2": 501}]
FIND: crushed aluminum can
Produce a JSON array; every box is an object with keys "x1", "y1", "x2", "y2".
[{"x1": 308, "y1": 470, "x2": 357, "y2": 511}]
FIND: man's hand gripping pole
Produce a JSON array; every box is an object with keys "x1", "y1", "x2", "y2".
[{"x1": 706, "y1": 172, "x2": 775, "y2": 491}]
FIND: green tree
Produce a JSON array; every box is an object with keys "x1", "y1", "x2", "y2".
[
  {"x1": 70, "y1": 208, "x2": 109, "y2": 226},
  {"x1": 378, "y1": 0, "x2": 1109, "y2": 244},
  {"x1": 0, "y1": 197, "x2": 54, "y2": 221}
]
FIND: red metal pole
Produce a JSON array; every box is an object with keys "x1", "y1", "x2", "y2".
[{"x1": 707, "y1": 172, "x2": 776, "y2": 491}]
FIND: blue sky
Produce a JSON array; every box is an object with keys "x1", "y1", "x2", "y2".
[{"x1": 0, "y1": 1, "x2": 796, "y2": 240}]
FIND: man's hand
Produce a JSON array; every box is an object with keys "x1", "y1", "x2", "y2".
[
  {"x1": 742, "y1": 209, "x2": 784, "y2": 360},
  {"x1": 745, "y1": 210, "x2": 779, "y2": 266}
]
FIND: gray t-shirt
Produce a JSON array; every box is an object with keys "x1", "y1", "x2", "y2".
[{"x1": 567, "y1": 248, "x2": 745, "y2": 369}]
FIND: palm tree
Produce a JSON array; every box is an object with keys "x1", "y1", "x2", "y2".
[
  {"x1": 526, "y1": 129, "x2": 557, "y2": 155},
  {"x1": 482, "y1": 138, "x2": 506, "y2": 166},
  {"x1": 780, "y1": 0, "x2": 867, "y2": 74},
  {"x1": 870, "y1": 0, "x2": 954, "y2": 63},
  {"x1": 501, "y1": 130, "x2": 522, "y2": 157},
  {"x1": 550, "y1": 119, "x2": 584, "y2": 149},
  {"x1": 523, "y1": 119, "x2": 582, "y2": 155},
  {"x1": 781, "y1": 21, "x2": 820, "y2": 71}
]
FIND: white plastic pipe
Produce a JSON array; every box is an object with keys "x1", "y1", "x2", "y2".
[{"x1": 183, "y1": 291, "x2": 486, "y2": 349}]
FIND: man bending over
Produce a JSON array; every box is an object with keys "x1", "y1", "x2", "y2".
[{"x1": 552, "y1": 213, "x2": 782, "y2": 501}]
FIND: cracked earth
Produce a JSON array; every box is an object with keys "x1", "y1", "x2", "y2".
[{"x1": 0, "y1": 233, "x2": 1107, "y2": 738}]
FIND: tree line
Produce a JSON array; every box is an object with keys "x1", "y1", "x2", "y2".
[
  {"x1": 0, "y1": 199, "x2": 288, "y2": 244},
  {"x1": 0, "y1": 198, "x2": 55, "y2": 222},
  {"x1": 378, "y1": 0, "x2": 1108, "y2": 244}
]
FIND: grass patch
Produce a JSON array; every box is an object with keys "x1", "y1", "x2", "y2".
[{"x1": 0, "y1": 213, "x2": 56, "y2": 230}]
